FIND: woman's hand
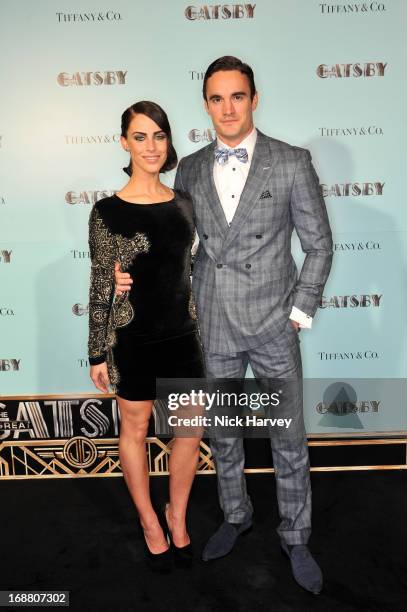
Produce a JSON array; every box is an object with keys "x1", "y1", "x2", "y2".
[
  {"x1": 114, "y1": 261, "x2": 132, "y2": 295},
  {"x1": 90, "y1": 362, "x2": 111, "y2": 393}
]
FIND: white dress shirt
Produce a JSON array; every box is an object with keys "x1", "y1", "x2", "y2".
[
  {"x1": 211, "y1": 127, "x2": 312, "y2": 329},
  {"x1": 213, "y1": 127, "x2": 257, "y2": 224}
]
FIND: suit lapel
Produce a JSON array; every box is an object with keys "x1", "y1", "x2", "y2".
[
  {"x1": 199, "y1": 142, "x2": 229, "y2": 237},
  {"x1": 221, "y1": 130, "x2": 278, "y2": 251}
]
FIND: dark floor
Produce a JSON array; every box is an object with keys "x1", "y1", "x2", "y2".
[{"x1": 1, "y1": 471, "x2": 407, "y2": 612}]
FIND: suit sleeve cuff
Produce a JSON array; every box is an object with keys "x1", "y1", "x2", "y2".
[{"x1": 290, "y1": 306, "x2": 313, "y2": 329}]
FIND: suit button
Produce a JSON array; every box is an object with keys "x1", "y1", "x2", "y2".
[
  {"x1": 245, "y1": 264, "x2": 251, "y2": 269},
  {"x1": 203, "y1": 234, "x2": 209, "y2": 239},
  {"x1": 217, "y1": 264, "x2": 223, "y2": 269},
  {"x1": 255, "y1": 234, "x2": 262, "y2": 239}
]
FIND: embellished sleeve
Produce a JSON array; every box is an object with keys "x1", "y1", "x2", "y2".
[{"x1": 88, "y1": 204, "x2": 117, "y2": 365}]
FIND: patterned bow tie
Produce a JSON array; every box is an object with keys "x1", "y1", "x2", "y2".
[{"x1": 214, "y1": 147, "x2": 249, "y2": 165}]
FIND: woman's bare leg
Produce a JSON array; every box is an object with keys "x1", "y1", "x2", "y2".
[
  {"x1": 117, "y1": 395, "x2": 168, "y2": 554},
  {"x1": 167, "y1": 432, "x2": 202, "y2": 547}
]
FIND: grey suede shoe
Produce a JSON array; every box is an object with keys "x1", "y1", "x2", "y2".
[
  {"x1": 281, "y1": 541, "x2": 323, "y2": 594},
  {"x1": 202, "y1": 519, "x2": 253, "y2": 561}
]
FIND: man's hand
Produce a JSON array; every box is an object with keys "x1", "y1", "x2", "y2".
[
  {"x1": 90, "y1": 362, "x2": 111, "y2": 393},
  {"x1": 289, "y1": 319, "x2": 300, "y2": 332},
  {"x1": 114, "y1": 261, "x2": 133, "y2": 296}
]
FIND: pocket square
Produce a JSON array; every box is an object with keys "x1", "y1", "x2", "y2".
[{"x1": 260, "y1": 190, "x2": 272, "y2": 200}]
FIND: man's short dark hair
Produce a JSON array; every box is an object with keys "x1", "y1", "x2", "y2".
[{"x1": 203, "y1": 56, "x2": 256, "y2": 101}]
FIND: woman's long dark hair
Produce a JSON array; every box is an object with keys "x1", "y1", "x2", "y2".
[{"x1": 121, "y1": 101, "x2": 177, "y2": 176}]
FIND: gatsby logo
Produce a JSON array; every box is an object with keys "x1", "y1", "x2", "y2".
[
  {"x1": 316, "y1": 400, "x2": 380, "y2": 414},
  {"x1": 321, "y1": 182, "x2": 384, "y2": 197},
  {"x1": 185, "y1": 4, "x2": 256, "y2": 19},
  {"x1": 63, "y1": 437, "x2": 98, "y2": 468},
  {"x1": 65, "y1": 190, "x2": 116, "y2": 205},
  {"x1": 319, "y1": 2, "x2": 386, "y2": 14},
  {"x1": 319, "y1": 294, "x2": 382, "y2": 308},
  {"x1": 319, "y1": 126, "x2": 383, "y2": 137},
  {"x1": 56, "y1": 11, "x2": 123, "y2": 22},
  {"x1": 72, "y1": 304, "x2": 89, "y2": 316},
  {"x1": 0, "y1": 397, "x2": 120, "y2": 441},
  {"x1": 65, "y1": 134, "x2": 120, "y2": 145},
  {"x1": 317, "y1": 62, "x2": 387, "y2": 78},
  {"x1": 0, "y1": 359, "x2": 20, "y2": 371},
  {"x1": 188, "y1": 128, "x2": 216, "y2": 143},
  {"x1": 333, "y1": 241, "x2": 381, "y2": 252},
  {"x1": 318, "y1": 351, "x2": 379, "y2": 360},
  {"x1": 57, "y1": 71, "x2": 127, "y2": 86},
  {"x1": 0, "y1": 250, "x2": 12, "y2": 263},
  {"x1": 0, "y1": 308, "x2": 15, "y2": 316}
]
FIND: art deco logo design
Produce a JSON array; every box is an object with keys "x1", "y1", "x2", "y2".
[
  {"x1": 63, "y1": 437, "x2": 99, "y2": 468},
  {"x1": 316, "y1": 62, "x2": 387, "y2": 78},
  {"x1": 0, "y1": 397, "x2": 218, "y2": 479},
  {"x1": 333, "y1": 241, "x2": 381, "y2": 252},
  {"x1": 64, "y1": 134, "x2": 120, "y2": 145},
  {"x1": 188, "y1": 128, "x2": 216, "y2": 143},
  {"x1": 65, "y1": 190, "x2": 116, "y2": 205},
  {"x1": 72, "y1": 304, "x2": 89, "y2": 316},
  {"x1": 57, "y1": 70, "x2": 127, "y2": 86},
  {"x1": 321, "y1": 182, "x2": 384, "y2": 197},
  {"x1": 319, "y1": 126, "x2": 383, "y2": 137},
  {"x1": 56, "y1": 11, "x2": 123, "y2": 22},
  {"x1": 319, "y1": 2, "x2": 386, "y2": 14},
  {"x1": 185, "y1": 4, "x2": 256, "y2": 20},
  {"x1": 0, "y1": 308, "x2": 15, "y2": 316},
  {"x1": 318, "y1": 351, "x2": 379, "y2": 360},
  {"x1": 0, "y1": 250, "x2": 12, "y2": 263},
  {"x1": 0, "y1": 359, "x2": 20, "y2": 371},
  {"x1": 319, "y1": 294, "x2": 382, "y2": 308}
]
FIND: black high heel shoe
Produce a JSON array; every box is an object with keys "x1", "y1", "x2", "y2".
[
  {"x1": 142, "y1": 528, "x2": 172, "y2": 573},
  {"x1": 162, "y1": 503, "x2": 194, "y2": 568}
]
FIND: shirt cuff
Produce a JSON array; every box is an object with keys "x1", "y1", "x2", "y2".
[{"x1": 290, "y1": 306, "x2": 312, "y2": 329}]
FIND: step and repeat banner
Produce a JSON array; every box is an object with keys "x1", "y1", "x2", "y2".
[{"x1": 1, "y1": 1, "x2": 407, "y2": 476}]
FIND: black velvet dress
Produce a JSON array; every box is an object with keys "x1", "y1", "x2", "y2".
[{"x1": 87, "y1": 190, "x2": 205, "y2": 400}]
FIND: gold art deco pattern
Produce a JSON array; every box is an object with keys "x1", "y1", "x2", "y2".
[
  {"x1": 1, "y1": 437, "x2": 407, "y2": 479},
  {"x1": 0, "y1": 438, "x2": 216, "y2": 480},
  {"x1": 88, "y1": 205, "x2": 150, "y2": 390}
]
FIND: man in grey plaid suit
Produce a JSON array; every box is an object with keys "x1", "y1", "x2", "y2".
[{"x1": 115, "y1": 56, "x2": 332, "y2": 593}]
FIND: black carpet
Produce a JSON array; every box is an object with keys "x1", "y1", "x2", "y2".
[{"x1": 1, "y1": 471, "x2": 407, "y2": 611}]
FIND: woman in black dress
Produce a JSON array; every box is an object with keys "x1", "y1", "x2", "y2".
[{"x1": 88, "y1": 101, "x2": 205, "y2": 571}]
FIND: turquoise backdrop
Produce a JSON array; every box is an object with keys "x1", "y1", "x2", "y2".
[{"x1": 1, "y1": 0, "x2": 406, "y2": 435}]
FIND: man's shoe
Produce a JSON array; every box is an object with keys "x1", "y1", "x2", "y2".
[
  {"x1": 281, "y1": 542, "x2": 323, "y2": 594},
  {"x1": 202, "y1": 519, "x2": 253, "y2": 561}
]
